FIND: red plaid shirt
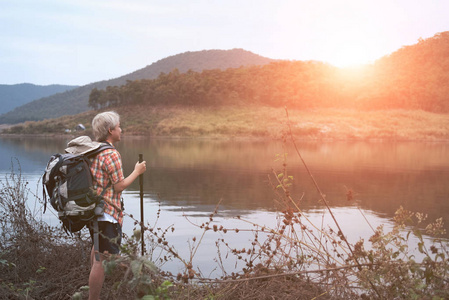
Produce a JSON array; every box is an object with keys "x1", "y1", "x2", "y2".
[{"x1": 90, "y1": 147, "x2": 125, "y2": 225}]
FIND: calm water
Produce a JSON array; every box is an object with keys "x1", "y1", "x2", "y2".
[{"x1": 1, "y1": 136, "x2": 449, "y2": 275}]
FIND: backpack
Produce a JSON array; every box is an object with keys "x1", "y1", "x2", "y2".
[{"x1": 43, "y1": 142, "x2": 114, "y2": 233}]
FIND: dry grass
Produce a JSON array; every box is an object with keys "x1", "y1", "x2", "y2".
[
  {"x1": 3, "y1": 105, "x2": 449, "y2": 141},
  {"x1": 148, "y1": 106, "x2": 449, "y2": 141}
]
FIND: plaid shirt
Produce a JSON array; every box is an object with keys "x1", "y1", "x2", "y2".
[{"x1": 90, "y1": 147, "x2": 125, "y2": 225}]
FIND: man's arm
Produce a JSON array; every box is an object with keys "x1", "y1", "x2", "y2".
[{"x1": 114, "y1": 161, "x2": 146, "y2": 193}]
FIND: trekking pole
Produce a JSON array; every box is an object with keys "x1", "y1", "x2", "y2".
[{"x1": 139, "y1": 154, "x2": 145, "y2": 255}]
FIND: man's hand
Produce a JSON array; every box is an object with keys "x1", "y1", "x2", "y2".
[{"x1": 135, "y1": 160, "x2": 146, "y2": 175}]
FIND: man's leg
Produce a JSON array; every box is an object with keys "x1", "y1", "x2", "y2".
[
  {"x1": 88, "y1": 222, "x2": 121, "y2": 299},
  {"x1": 89, "y1": 246, "x2": 105, "y2": 300}
]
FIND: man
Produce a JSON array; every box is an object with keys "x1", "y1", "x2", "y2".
[{"x1": 88, "y1": 111, "x2": 146, "y2": 300}]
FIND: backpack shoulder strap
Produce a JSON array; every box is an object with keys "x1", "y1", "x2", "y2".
[{"x1": 84, "y1": 142, "x2": 114, "y2": 159}]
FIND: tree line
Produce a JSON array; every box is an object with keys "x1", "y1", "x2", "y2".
[{"x1": 89, "y1": 32, "x2": 449, "y2": 113}]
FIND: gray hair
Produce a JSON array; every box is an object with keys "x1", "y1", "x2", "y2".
[{"x1": 92, "y1": 111, "x2": 120, "y2": 142}]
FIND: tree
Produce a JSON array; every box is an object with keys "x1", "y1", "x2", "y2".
[{"x1": 88, "y1": 88, "x2": 101, "y2": 109}]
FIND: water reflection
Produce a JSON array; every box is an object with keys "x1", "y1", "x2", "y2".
[
  {"x1": 1, "y1": 135, "x2": 449, "y2": 236},
  {"x1": 0, "y1": 136, "x2": 70, "y2": 173}
]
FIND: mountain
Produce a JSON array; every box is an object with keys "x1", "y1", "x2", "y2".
[
  {"x1": 85, "y1": 31, "x2": 449, "y2": 113},
  {"x1": 0, "y1": 83, "x2": 78, "y2": 115},
  {"x1": 0, "y1": 49, "x2": 274, "y2": 124},
  {"x1": 122, "y1": 49, "x2": 277, "y2": 82}
]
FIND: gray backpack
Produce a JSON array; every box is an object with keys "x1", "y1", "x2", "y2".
[{"x1": 42, "y1": 143, "x2": 113, "y2": 233}]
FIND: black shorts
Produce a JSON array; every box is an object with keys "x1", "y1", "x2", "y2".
[{"x1": 89, "y1": 221, "x2": 122, "y2": 255}]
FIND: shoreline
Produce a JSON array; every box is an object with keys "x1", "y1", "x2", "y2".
[
  {"x1": 2, "y1": 132, "x2": 449, "y2": 143},
  {"x1": 2, "y1": 106, "x2": 449, "y2": 143}
]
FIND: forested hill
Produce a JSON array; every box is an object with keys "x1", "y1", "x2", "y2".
[
  {"x1": 0, "y1": 83, "x2": 77, "y2": 115},
  {"x1": 0, "y1": 49, "x2": 274, "y2": 124},
  {"x1": 3, "y1": 32, "x2": 449, "y2": 125},
  {"x1": 89, "y1": 32, "x2": 449, "y2": 113},
  {"x1": 364, "y1": 31, "x2": 449, "y2": 111}
]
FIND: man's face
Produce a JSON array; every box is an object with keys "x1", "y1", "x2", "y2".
[{"x1": 109, "y1": 123, "x2": 122, "y2": 143}]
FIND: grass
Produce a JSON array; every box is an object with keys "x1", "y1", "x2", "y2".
[{"x1": 2, "y1": 105, "x2": 449, "y2": 141}]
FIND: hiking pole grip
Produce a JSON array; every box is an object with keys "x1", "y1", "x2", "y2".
[{"x1": 139, "y1": 154, "x2": 144, "y2": 255}]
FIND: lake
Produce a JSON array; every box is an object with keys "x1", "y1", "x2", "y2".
[{"x1": 1, "y1": 135, "x2": 448, "y2": 276}]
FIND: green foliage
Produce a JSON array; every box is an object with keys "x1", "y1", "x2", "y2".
[
  {"x1": 141, "y1": 281, "x2": 173, "y2": 300},
  {"x1": 0, "y1": 258, "x2": 16, "y2": 269},
  {"x1": 348, "y1": 206, "x2": 449, "y2": 299}
]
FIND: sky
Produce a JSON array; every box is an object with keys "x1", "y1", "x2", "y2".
[{"x1": 1, "y1": 0, "x2": 449, "y2": 86}]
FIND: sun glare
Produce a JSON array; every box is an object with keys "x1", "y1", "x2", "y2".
[
  {"x1": 325, "y1": 42, "x2": 378, "y2": 68},
  {"x1": 272, "y1": 1, "x2": 394, "y2": 69},
  {"x1": 329, "y1": 51, "x2": 371, "y2": 68}
]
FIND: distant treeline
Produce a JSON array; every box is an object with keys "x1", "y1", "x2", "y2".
[
  {"x1": 88, "y1": 62, "x2": 343, "y2": 109},
  {"x1": 89, "y1": 32, "x2": 449, "y2": 113},
  {"x1": 0, "y1": 49, "x2": 273, "y2": 124}
]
